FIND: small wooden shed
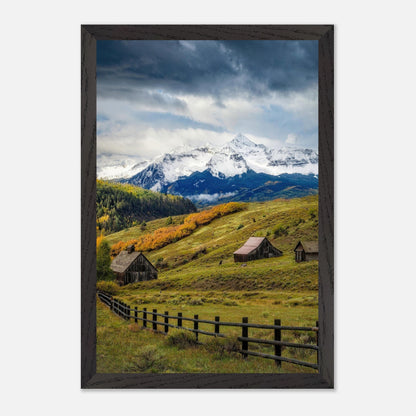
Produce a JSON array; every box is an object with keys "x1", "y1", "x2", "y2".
[
  {"x1": 110, "y1": 245, "x2": 157, "y2": 285},
  {"x1": 294, "y1": 241, "x2": 319, "y2": 262},
  {"x1": 233, "y1": 237, "x2": 282, "y2": 262}
]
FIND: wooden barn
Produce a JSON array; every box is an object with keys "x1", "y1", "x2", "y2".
[
  {"x1": 110, "y1": 245, "x2": 157, "y2": 285},
  {"x1": 233, "y1": 237, "x2": 282, "y2": 262},
  {"x1": 294, "y1": 241, "x2": 319, "y2": 262}
]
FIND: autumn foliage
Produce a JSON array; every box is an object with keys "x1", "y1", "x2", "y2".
[
  {"x1": 96, "y1": 231, "x2": 104, "y2": 254},
  {"x1": 110, "y1": 202, "x2": 245, "y2": 257}
]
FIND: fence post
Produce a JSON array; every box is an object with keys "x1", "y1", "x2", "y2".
[
  {"x1": 153, "y1": 309, "x2": 157, "y2": 331},
  {"x1": 274, "y1": 319, "x2": 282, "y2": 368},
  {"x1": 178, "y1": 312, "x2": 182, "y2": 328},
  {"x1": 126, "y1": 304, "x2": 130, "y2": 321},
  {"x1": 134, "y1": 307, "x2": 138, "y2": 324},
  {"x1": 215, "y1": 316, "x2": 220, "y2": 335},
  {"x1": 164, "y1": 311, "x2": 169, "y2": 334},
  {"x1": 143, "y1": 308, "x2": 147, "y2": 328},
  {"x1": 110, "y1": 297, "x2": 114, "y2": 312},
  {"x1": 316, "y1": 320, "x2": 319, "y2": 366},
  {"x1": 194, "y1": 315, "x2": 199, "y2": 342},
  {"x1": 242, "y1": 317, "x2": 248, "y2": 358}
]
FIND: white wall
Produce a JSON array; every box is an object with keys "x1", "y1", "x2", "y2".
[{"x1": 1, "y1": 1, "x2": 415, "y2": 415}]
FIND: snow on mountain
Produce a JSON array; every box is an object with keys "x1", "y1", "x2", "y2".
[
  {"x1": 126, "y1": 145, "x2": 217, "y2": 191},
  {"x1": 228, "y1": 133, "x2": 258, "y2": 149},
  {"x1": 222, "y1": 133, "x2": 318, "y2": 176},
  {"x1": 112, "y1": 134, "x2": 318, "y2": 193},
  {"x1": 96, "y1": 155, "x2": 149, "y2": 180},
  {"x1": 157, "y1": 145, "x2": 216, "y2": 183},
  {"x1": 207, "y1": 148, "x2": 249, "y2": 178},
  {"x1": 266, "y1": 147, "x2": 319, "y2": 175}
]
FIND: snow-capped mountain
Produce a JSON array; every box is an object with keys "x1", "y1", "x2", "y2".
[
  {"x1": 97, "y1": 134, "x2": 318, "y2": 204},
  {"x1": 125, "y1": 144, "x2": 217, "y2": 191},
  {"x1": 123, "y1": 134, "x2": 318, "y2": 191}
]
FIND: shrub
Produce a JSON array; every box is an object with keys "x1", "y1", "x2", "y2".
[
  {"x1": 204, "y1": 337, "x2": 240, "y2": 357},
  {"x1": 96, "y1": 240, "x2": 113, "y2": 281},
  {"x1": 96, "y1": 281, "x2": 120, "y2": 295},
  {"x1": 289, "y1": 217, "x2": 306, "y2": 227},
  {"x1": 223, "y1": 300, "x2": 238, "y2": 306},
  {"x1": 191, "y1": 245, "x2": 207, "y2": 260},
  {"x1": 272, "y1": 224, "x2": 289, "y2": 237},
  {"x1": 309, "y1": 208, "x2": 317, "y2": 219},
  {"x1": 187, "y1": 298, "x2": 204, "y2": 306},
  {"x1": 157, "y1": 260, "x2": 169, "y2": 269},
  {"x1": 166, "y1": 332, "x2": 198, "y2": 349},
  {"x1": 124, "y1": 346, "x2": 167, "y2": 372}
]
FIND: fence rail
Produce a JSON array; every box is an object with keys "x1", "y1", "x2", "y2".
[{"x1": 97, "y1": 291, "x2": 319, "y2": 370}]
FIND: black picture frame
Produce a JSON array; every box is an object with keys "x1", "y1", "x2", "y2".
[{"x1": 81, "y1": 25, "x2": 334, "y2": 389}]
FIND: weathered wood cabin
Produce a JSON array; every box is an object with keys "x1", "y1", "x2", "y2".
[
  {"x1": 294, "y1": 241, "x2": 319, "y2": 262},
  {"x1": 233, "y1": 237, "x2": 282, "y2": 262},
  {"x1": 110, "y1": 245, "x2": 157, "y2": 285}
]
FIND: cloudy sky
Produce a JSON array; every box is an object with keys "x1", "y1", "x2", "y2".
[{"x1": 97, "y1": 40, "x2": 318, "y2": 161}]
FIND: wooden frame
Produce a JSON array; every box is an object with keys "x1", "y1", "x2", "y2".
[{"x1": 81, "y1": 25, "x2": 334, "y2": 389}]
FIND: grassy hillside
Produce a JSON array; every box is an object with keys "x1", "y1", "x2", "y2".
[
  {"x1": 104, "y1": 194, "x2": 318, "y2": 292},
  {"x1": 108, "y1": 202, "x2": 245, "y2": 256},
  {"x1": 98, "y1": 195, "x2": 319, "y2": 373}
]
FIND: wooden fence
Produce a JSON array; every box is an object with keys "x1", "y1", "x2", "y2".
[{"x1": 97, "y1": 291, "x2": 319, "y2": 370}]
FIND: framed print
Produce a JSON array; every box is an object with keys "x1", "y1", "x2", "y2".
[{"x1": 81, "y1": 25, "x2": 334, "y2": 389}]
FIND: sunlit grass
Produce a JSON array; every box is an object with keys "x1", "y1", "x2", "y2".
[
  {"x1": 97, "y1": 196, "x2": 319, "y2": 373},
  {"x1": 96, "y1": 300, "x2": 318, "y2": 374}
]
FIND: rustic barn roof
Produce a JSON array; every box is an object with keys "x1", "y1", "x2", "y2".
[
  {"x1": 110, "y1": 250, "x2": 141, "y2": 273},
  {"x1": 294, "y1": 241, "x2": 319, "y2": 253},
  {"x1": 234, "y1": 237, "x2": 267, "y2": 255},
  {"x1": 111, "y1": 250, "x2": 158, "y2": 274}
]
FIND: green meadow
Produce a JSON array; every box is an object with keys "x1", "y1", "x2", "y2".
[{"x1": 98, "y1": 195, "x2": 319, "y2": 373}]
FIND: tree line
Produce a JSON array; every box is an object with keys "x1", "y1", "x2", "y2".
[{"x1": 96, "y1": 180, "x2": 196, "y2": 234}]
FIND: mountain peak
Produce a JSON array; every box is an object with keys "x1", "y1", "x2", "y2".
[{"x1": 230, "y1": 133, "x2": 256, "y2": 147}]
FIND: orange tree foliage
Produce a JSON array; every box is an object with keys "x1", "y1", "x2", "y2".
[{"x1": 110, "y1": 202, "x2": 245, "y2": 257}]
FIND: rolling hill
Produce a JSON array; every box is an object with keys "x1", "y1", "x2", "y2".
[
  {"x1": 99, "y1": 195, "x2": 319, "y2": 374},
  {"x1": 104, "y1": 194, "x2": 319, "y2": 292}
]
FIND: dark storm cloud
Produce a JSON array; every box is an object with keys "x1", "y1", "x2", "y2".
[
  {"x1": 97, "y1": 40, "x2": 318, "y2": 159},
  {"x1": 222, "y1": 41, "x2": 318, "y2": 94},
  {"x1": 97, "y1": 40, "x2": 318, "y2": 100}
]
